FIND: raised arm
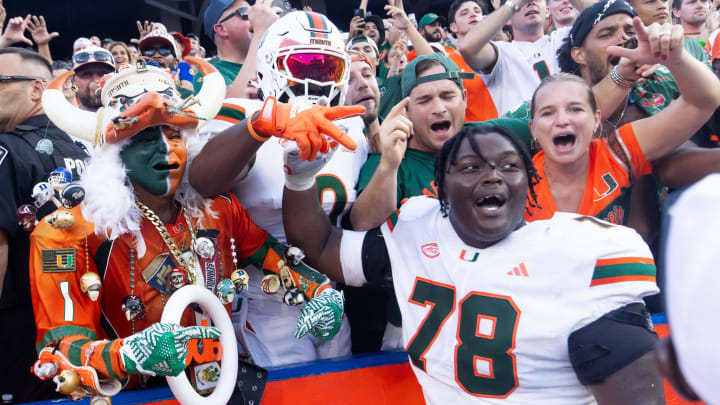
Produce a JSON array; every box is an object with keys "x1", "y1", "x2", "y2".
[
  {"x1": 188, "y1": 115, "x2": 265, "y2": 196},
  {"x1": 385, "y1": 4, "x2": 433, "y2": 57},
  {"x1": 27, "y1": 15, "x2": 58, "y2": 63},
  {"x1": 282, "y1": 159, "x2": 346, "y2": 283},
  {"x1": 459, "y1": 0, "x2": 527, "y2": 73},
  {"x1": 350, "y1": 98, "x2": 411, "y2": 230},
  {"x1": 592, "y1": 56, "x2": 660, "y2": 121},
  {"x1": 652, "y1": 140, "x2": 720, "y2": 189},
  {"x1": 225, "y1": 0, "x2": 278, "y2": 99},
  {"x1": 190, "y1": 98, "x2": 363, "y2": 197},
  {"x1": 608, "y1": 18, "x2": 720, "y2": 161}
]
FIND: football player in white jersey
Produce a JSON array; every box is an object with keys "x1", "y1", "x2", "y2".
[
  {"x1": 189, "y1": 11, "x2": 368, "y2": 366},
  {"x1": 280, "y1": 125, "x2": 665, "y2": 403}
]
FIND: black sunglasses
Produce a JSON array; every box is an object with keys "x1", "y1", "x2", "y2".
[
  {"x1": 0, "y1": 75, "x2": 45, "y2": 83},
  {"x1": 142, "y1": 47, "x2": 174, "y2": 57},
  {"x1": 218, "y1": 7, "x2": 249, "y2": 24},
  {"x1": 72, "y1": 50, "x2": 114, "y2": 65}
]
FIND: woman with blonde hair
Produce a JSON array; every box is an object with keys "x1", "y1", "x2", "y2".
[{"x1": 108, "y1": 41, "x2": 133, "y2": 68}]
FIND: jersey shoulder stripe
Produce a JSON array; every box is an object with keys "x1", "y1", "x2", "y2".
[
  {"x1": 591, "y1": 257, "x2": 656, "y2": 286},
  {"x1": 215, "y1": 103, "x2": 247, "y2": 124}
]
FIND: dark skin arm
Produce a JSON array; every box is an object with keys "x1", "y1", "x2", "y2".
[
  {"x1": 282, "y1": 184, "x2": 345, "y2": 283},
  {"x1": 588, "y1": 351, "x2": 665, "y2": 404},
  {"x1": 188, "y1": 117, "x2": 263, "y2": 197},
  {"x1": 653, "y1": 140, "x2": 720, "y2": 189}
]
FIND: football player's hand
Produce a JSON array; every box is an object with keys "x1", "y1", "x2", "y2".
[
  {"x1": 120, "y1": 322, "x2": 221, "y2": 377},
  {"x1": 251, "y1": 96, "x2": 363, "y2": 161},
  {"x1": 295, "y1": 289, "x2": 344, "y2": 340},
  {"x1": 283, "y1": 143, "x2": 336, "y2": 191}
]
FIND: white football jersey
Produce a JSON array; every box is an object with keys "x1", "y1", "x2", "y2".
[
  {"x1": 479, "y1": 27, "x2": 570, "y2": 115},
  {"x1": 200, "y1": 98, "x2": 368, "y2": 365},
  {"x1": 342, "y1": 196, "x2": 658, "y2": 404}
]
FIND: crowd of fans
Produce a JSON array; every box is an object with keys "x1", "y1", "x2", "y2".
[{"x1": 2, "y1": 0, "x2": 720, "y2": 402}]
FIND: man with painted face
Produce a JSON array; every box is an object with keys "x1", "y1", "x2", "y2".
[
  {"x1": 281, "y1": 125, "x2": 665, "y2": 403},
  {"x1": 27, "y1": 59, "x2": 352, "y2": 400}
]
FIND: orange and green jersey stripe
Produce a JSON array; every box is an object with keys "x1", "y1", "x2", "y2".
[
  {"x1": 590, "y1": 257, "x2": 656, "y2": 286},
  {"x1": 215, "y1": 103, "x2": 247, "y2": 125}
]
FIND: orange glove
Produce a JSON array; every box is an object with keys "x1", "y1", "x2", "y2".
[{"x1": 250, "y1": 97, "x2": 364, "y2": 161}]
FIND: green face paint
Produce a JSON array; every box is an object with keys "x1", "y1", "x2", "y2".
[{"x1": 121, "y1": 126, "x2": 187, "y2": 196}]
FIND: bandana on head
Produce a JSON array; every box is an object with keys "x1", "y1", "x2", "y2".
[{"x1": 569, "y1": 0, "x2": 637, "y2": 47}]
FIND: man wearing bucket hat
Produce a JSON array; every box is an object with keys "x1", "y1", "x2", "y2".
[{"x1": 29, "y1": 54, "x2": 353, "y2": 401}]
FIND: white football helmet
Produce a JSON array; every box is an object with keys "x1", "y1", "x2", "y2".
[{"x1": 256, "y1": 11, "x2": 351, "y2": 106}]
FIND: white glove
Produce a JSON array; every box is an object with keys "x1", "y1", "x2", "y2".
[{"x1": 283, "y1": 144, "x2": 336, "y2": 191}]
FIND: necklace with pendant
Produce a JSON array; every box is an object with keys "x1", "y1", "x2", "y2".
[{"x1": 135, "y1": 200, "x2": 198, "y2": 285}]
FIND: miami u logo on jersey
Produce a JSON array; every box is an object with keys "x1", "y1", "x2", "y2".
[
  {"x1": 56, "y1": 254, "x2": 74, "y2": 269},
  {"x1": 459, "y1": 249, "x2": 479, "y2": 262},
  {"x1": 593, "y1": 173, "x2": 618, "y2": 201}
]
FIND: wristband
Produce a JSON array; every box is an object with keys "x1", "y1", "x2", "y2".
[
  {"x1": 284, "y1": 171, "x2": 317, "y2": 191},
  {"x1": 505, "y1": 0, "x2": 522, "y2": 12},
  {"x1": 247, "y1": 116, "x2": 271, "y2": 142},
  {"x1": 610, "y1": 66, "x2": 635, "y2": 89}
]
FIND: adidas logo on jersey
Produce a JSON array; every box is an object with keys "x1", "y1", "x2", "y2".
[{"x1": 507, "y1": 263, "x2": 529, "y2": 277}]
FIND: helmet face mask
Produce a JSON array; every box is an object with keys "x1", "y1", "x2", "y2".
[{"x1": 257, "y1": 12, "x2": 350, "y2": 106}]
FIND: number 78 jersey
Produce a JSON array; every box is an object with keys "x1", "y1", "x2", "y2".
[{"x1": 384, "y1": 198, "x2": 658, "y2": 404}]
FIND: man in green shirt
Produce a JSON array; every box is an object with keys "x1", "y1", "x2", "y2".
[
  {"x1": 350, "y1": 54, "x2": 472, "y2": 232},
  {"x1": 192, "y1": 0, "x2": 251, "y2": 93}
]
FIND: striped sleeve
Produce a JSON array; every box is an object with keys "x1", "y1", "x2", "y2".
[
  {"x1": 214, "y1": 102, "x2": 247, "y2": 125},
  {"x1": 584, "y1": 220, "x2": 658, "y2": 293},
  {"x1": 590, "y1": 257, "x2": 656, "y2": 286},
  {"x1": 58, "y1": 335, "x2": 127, "y2": 380},
  {"x1": 605, "y1": 124, "x2": 652, "y2": 181}
]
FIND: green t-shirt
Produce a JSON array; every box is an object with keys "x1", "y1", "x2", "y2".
[
  {"x1": 357, "y1": 148, "x2": 437, "y2": 207},
  {"x1": 378, "y1": 75, "x2": 402, "y2": 121},
  {"x1": 192, "y1": 57, "x2": 242, "y2": 94}
]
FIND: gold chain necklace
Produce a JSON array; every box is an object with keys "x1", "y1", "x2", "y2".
[{"x1": 135, "y1": 200, "x2": 198, "y2": 285}]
